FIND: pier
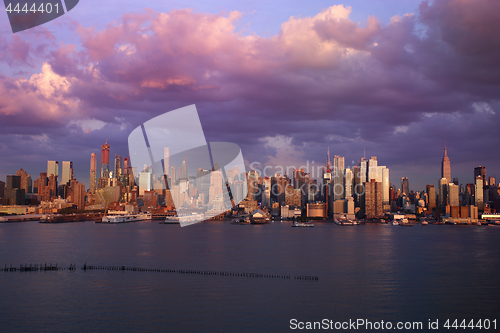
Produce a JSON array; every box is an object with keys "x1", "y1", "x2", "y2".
[{"x1": 2, "y1": 263, "x2": 318, "y2": 280}]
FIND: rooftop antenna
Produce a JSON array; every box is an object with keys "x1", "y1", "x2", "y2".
[{"x1": 363, "y1": 147, "x2": 366, "y2": 159}]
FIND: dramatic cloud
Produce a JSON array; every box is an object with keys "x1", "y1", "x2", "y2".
[{"x1": 0, "y1": 0, "x2": 499, "y2": 189}]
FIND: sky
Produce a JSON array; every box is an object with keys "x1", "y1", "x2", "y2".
[{"x1": 0, "y1": 0, "x2": 499, "y2": 192}]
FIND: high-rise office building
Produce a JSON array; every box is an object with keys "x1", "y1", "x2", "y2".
[
  {"x1": 426, "y1": 185, "x2": 436, "y2": 210},
  {"x1": 101, "y1": 140, "x2": 110, "y2": 178},
  {"x1": 74, "y1": 182, "x2": 86, "y2": 210},
  {"x1": 474, "y1": 166, "x2": 486, "y2": 185},
  {"x1": 123, "y1": 157, "x2": 130, "y2": 175},
  {"x1": 364, "y1": 179, "x2": 383, "y2": 219},
  {"x1": 61, "y1": 161, "x2": 73, "y2": 186},
  {"x1": 271, "y1": 174, "x2": 287, "y2": 206},
  {"x1": 441, "y1": 142, "x2": 451, "y2": 183},
  {"x1": 344, "y1": 168, "x2": 353, "y2": 198},
  {"x1": 47, "y1": 161, "x2": 59, "y2": 181},
  {"x1": 475, "y1": 176, "x2": 484, "y2": 210},
  {"x1": 333, "y1": 155, "x2": 345, "y2": 200},
  {"x1": 16, "y1": 168, "x2": 32, "y2": 194},
  {"x1": 180, "y1": 157, "x2": 188, "y2": 180},
  {"x1": 139, "y1": 171, "x2": 152, "y2": 196},
  {"x1": 381, "y1": 167, "x2": 390, "y2": 211},
  {"x1": 448, "y1": 183, "x2": 459, "y2": 207},
  {"x1": 164, "y1": 147, "x2": 170, "y2": 175},
  {"x1": 367, "y1": 156, "x2": 377, "y2": 182},
  {"x1": 401, "y1": 177, "x2": 409, "y2": 195},
  {"x1": 360, "y1": 158, "x2": 367, "y2": 184},
  {"x1": 438, "y1": 177, "x2": 448, "y2": 211},
  {"x1": 5, "y1": 175, "x2": 24, "y2": 205},
  {"x1": 114, "y1": 154, "x2": 122, "y2": 178},
  {"x1": 293, "y1": 168, "x2": 307, "y2": 191},
  {"x1": 488, "y1": 176, "x2": 496, "y2": 187},
  {"x1": 90, "y1": 153, "x2": 97, "y2": 194}
]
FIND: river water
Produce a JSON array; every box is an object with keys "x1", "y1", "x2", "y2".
[{"x1": 0, "y1": 220, "x2": 498, "y2": 332}]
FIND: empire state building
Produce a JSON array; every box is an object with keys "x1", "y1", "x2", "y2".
[{"x1": 441, "y1": 142, "x2": 451, "y2": 182}]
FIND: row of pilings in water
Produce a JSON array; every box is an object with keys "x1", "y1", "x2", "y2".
[{"x1": 1, "y1": 263, "x2": 318, "y2": 280}]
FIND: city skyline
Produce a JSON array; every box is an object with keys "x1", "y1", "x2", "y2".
[
  {"x1": 0, "y1": 0, "x2": 499, "y2": 191},
  {"x1": 2, "y1": 139, "x2": 497, "y2": 196}
]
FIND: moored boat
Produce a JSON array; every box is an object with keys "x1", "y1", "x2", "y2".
[
  {"x1": 292, "y1": 221, "x2": 314, "y2": 227},
  {"x1": 99, "y1": 212, "x2": 152, "y2": 223}
]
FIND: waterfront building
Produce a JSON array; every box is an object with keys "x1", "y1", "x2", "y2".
[{"x1": 306, "y1": 202, "x2": 326, "y2": 218}]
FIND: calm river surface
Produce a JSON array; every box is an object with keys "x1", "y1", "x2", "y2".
[{"x1": 0, "y1": 220, "x2": 499, "y2": 332}]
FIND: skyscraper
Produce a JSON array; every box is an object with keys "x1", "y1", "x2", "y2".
[
  {"x1": 360, "y1": 158, "x2": 367, "y2": 184},
  {"x1": 181, "y1": 157, "x2": 188, "y2": 180},
  {"x1": 441, "y1": 142, "x2": 451, "y2": 183},
  {"x1": 61, "y1": 161, "x2": 73, "y2": 185},
  {"x1": 47, "y1": 161, "x2": 59, "y2": 180},
  {"x1": 101, "y1": 140, "x2": 110, "y2": 178},
  {"x1": 90, "y1": 153, "x2": 97, "y2": 195},
  {"x1": 367, "y1": 156, "x2": 377, "y2": 182},
  {"x1": 16, "y1": 168, "x2": 31, "y2": 194},
  {"x1": 381, "y1": 167, "x2": 390, "y2": 211},
  {"x1": 164, "y1": 147, "x2": 170, "y2": 176},
  {"x1": 401, "y1": 177, "x2": 409, "y2": 195},
  {"x1": 426, "y1": 185, "x2": 436, "y2": 210},
  {"x1": 114, "y1": 154, "x2": 122, "y2": 178},
  {"x1": 448, "y1": 183, "x2": 459, "y2": 207},
  {"x1": 364, "y1": 179, "x2": 383, "y2": 219},
  {"x1": 475, "y1": 176, "x2": 484, "y2": 210},
  {"x1": 438, "y1": 177, "x2": 448, "y2": 211},
  {"x1": 333, "y1": 155, "x2": 345, "y2": 200},
  {"x1": 474, "y1": 166, "x2": 486, "y2": 185}
]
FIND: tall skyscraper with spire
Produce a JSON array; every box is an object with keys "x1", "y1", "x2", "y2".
[
  {"x1": 326, "y1": 147, "x2": 332, "y2": 172},
  {"x1": 90, "y1": 153, "x2": 97, "y2": 194},
  {"x1": 441, "y1": 142, "x2": 451, "y2": 182}
]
